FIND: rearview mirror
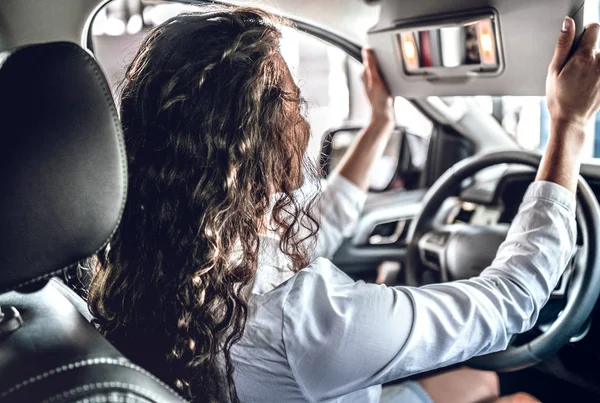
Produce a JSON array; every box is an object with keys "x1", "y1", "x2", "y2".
[{"x1": 320, "y1": 126, "x2": 428, "y2": 191}]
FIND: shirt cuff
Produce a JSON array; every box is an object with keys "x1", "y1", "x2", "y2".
[
  {"x1": 524, "y1": 180, "x2": 576, "y2": 214},
  {"x1": 326, "y1": 173, "x2": 368, "y2": 211}
]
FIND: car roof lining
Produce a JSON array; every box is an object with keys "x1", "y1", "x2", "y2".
[{"x1": 0, "y1": 0, "x2": 105, "y2": 52}]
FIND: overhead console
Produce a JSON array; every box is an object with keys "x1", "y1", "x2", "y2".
[{"x1": 367, "y1": 0, "x2": 585, "y2": 97}]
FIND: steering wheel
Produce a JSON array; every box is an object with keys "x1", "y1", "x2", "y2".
[{"x1": 405, "y1": 150, "x2": 600, "y2": 372}]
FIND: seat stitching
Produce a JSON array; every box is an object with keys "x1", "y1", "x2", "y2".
[
  {"x1": 73, "y1": 395, "x2": 129, "y2": 403},
  {"x1": 74, "y1": 395, "x2": 131, "y2": 403},
  {"x1": 0, "y1": 357, "x2": 186, "y2": 402},
  {"x1": 40, "y1": 381, "x2": 167, "y2": 403},
  {"x1": 73, "y1": 395, "x2": 128, "y2": 403}
]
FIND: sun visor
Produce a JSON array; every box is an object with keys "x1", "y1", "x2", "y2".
[{"x1": 368, "y1": 0, "x2": 585, "y2": 97}]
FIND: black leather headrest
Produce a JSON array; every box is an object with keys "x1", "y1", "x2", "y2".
[{"x1": 0, "y1": 42, "x2": 126, "y2": 292}]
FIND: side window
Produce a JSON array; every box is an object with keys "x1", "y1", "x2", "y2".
[
  {"x1": 338, "y1": 46, "x2": 434, "y2": 191},
  {"x1": 279, "y1": 29, "x2": 433, "y2": 191},
  {"x1": 278, "y1": 27, "x2": 350, "y2": 163},
  {"x1": 92, "y1": 1, "x2": 193, "y2": 92},
  {"x1": 92, "y1": 1, "x2": 433, "y2": 190}
]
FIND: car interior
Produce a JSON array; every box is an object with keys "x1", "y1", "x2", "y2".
[{"x1": 2, "y1": 0, "x2": 600, "y2": 401}]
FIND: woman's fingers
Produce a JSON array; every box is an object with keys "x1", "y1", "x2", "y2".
[
  {"x1": 546, "y1": 19, "x2": 600, "y2": 127},
  {"x1": 361, "y1": 48, "x2": 394, "y2": 122},
  {"x1": 548, "y1": 17, "x2": 576, "y2": 74},
  {"x1": 363, "y1": 48, "x2": 387, "y2": 88},
  {"x1": 540, "y1": 19, "x2": 600, "y2": 193},
  {"x1": 576, "y1": 22, "x2": 600, "y2": 57}
]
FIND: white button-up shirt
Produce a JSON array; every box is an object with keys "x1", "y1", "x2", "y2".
[{"x1": 232, "y1": 175, "x2": 576, "y2": 402}]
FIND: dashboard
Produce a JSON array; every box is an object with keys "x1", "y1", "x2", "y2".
[
  {"x1": 445, "y1": 164, "x2": 600, "y2": 227},
  {"x1": 445, "y1": 162, "x2": 600, "y2": 245}
]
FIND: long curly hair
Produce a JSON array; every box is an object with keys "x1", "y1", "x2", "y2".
[{"x1": 87, "y1": 6, "x2": 320, "y2": 402}]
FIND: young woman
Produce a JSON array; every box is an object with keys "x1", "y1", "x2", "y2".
[{"x1": 87, "y1": 6, "x2": 600, "y2": 403}]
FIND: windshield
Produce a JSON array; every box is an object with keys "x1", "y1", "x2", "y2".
[{"x1": 450, "y1": 96, "x2": 600, "y2": 161}]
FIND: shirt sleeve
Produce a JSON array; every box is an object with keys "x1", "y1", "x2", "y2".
[
  {"x1": 282, "y1": 181, "x2": 576, "y2": 401},
  {"x1": 311, "y1": 173, "x2": 367, "y2": 260}
]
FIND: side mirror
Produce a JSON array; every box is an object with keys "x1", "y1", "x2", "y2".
[{"x1": 320, "y1": 125, "x2": 428, "y2": 191}]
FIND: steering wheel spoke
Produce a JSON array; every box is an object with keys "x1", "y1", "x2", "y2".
[
  {"x1": 418, "y1": 227, "x2": 452, "y2": 280},
  {"x1": 551, "y1": 251, "x2": 578, "y2": 299}
]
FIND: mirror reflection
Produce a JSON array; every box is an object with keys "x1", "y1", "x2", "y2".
[{"x1": 399, "y1": 17, "x2": 498, "y2": 73}]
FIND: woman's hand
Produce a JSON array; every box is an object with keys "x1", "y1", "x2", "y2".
[
  {"x1": 362, "y1": 48, "x2": 395, "y2": 124},
  {"x1": 547, "y1": 19, "x2": 600, "y2": 132},
  {"x1": 333, "y1": 49, "x2": 395, "y2": 190},
  {"x1": 537, "y1": 18, "x2": 600, "y2": 193}
]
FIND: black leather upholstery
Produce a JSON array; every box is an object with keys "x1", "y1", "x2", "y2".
[
  {"x1": 0, "y1": 42, "x2": 125, "y2": 292},
  {"x1": 0, "y1": 280, "x2": 185, "y2": 403},
  {"x1": 0, "y1": 42, "x2": 187, "y2": 402},
  {"x1": 51, "y1": 276, "x2": 94, "y2": 322}
]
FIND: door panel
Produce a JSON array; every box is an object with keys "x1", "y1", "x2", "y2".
[{"x1": 331, "y1": 189, "x2": 425, "y2": 275}]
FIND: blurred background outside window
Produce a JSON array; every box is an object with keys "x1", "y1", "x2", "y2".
[{"x1": 92, "y1": 0, "x2": 432, "y2": 166}]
